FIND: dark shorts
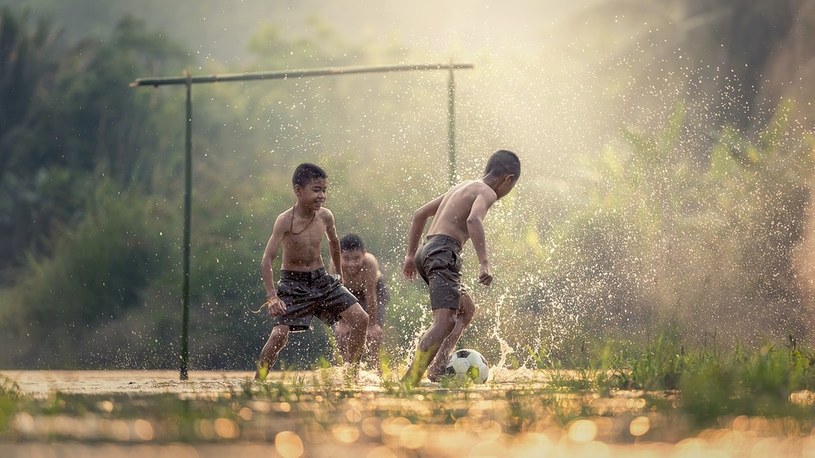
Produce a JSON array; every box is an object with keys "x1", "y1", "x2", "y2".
[
  {"x1": 275, "y1": 268, "x2": 359, "y2": 332},
  {"x1": 415, "y1": 234, "x2": 463, "y2": 310},
  {"x1": 351, "y1": 277, "x2": 390, "y2": 326}
]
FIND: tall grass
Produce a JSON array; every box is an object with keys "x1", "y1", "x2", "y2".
[{"x1": 546, "y1": 332, "x2": 815, "y2": 427}]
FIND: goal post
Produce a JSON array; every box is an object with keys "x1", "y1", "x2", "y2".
[{"x1": 131, "y1": 62, "x2": 474, "y2": 380}]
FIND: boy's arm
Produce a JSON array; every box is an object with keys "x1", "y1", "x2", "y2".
[
  {"x1": 467, "y1": 190, "x2": 497, "y2": 286},
  {"x1": 324, "y1": 209, "x2": 344, "y2": 283},
  {"x1": 403, "y1": 194, "x2": 444, "y2": 279},
  {"x1": 261, "y1": 214, "x2": 287, "y2": 316}
]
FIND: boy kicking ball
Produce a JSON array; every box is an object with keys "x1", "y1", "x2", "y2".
[{"x1": 401, "y1": 150, "x2": 521, "y2": 386}]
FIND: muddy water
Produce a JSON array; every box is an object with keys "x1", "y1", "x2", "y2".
[{"x1": 2, "y1": 370, "x2": 815, "y2": 457}]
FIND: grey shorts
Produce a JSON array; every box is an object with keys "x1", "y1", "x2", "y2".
[
  {"x1": 415, "y1": 234, "x2": 463, "y2": 310},
  {"x1": 275, "y1": 268, "x2": 359, "y2": 332},
  {"x1": 351, "y1": 277, "x2": 390, "y2": 326}
]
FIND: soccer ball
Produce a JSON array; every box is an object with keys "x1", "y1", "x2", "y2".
[{"x1": 444, "y1": 349, "x2": 489, "y2": 384}]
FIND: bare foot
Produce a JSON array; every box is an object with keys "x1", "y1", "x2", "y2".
[
  {"x1": 426, "y1": 360, "x2": 448, "y2": 382},
  {"x1": 255, "y1": 362, "x2": 269, "y2": 382}
]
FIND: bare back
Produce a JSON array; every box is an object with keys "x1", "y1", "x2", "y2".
[{"x1": 427, "y1": 180, "x2": 497, "y2": 245}]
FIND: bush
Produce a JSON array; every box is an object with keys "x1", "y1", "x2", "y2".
[{"x1": 0, "y1": 180, "x2": 171, "y2": 367}]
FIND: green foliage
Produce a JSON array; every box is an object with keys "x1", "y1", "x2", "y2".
[
  {"x1": 0, "y1": 181, "x2": 171, "y2": 366},
  {"x1": 679, "y1": 343, "x2": 815, "y2": 427},
  {"x1": 574, "y1": 331, "x2": 815, "y2": 427},
  {"x1": 607, "y1": 333, "x2": 687, "y2": 391},
  {"x1": 1, "y1": 2, "x2": 815, "y2": 374},
  {"x1": 0, "y1": 6, "x2": 63, "y2": 262},
  {"x1": 1, "y1": 9, "x2": 189, "y2": 269},
  {"x1": 526, "y1": 102, "x2": 813, "y2": 352},
  {"x1": 0, "y1": 374, "x2": 22, "y2": 432}
]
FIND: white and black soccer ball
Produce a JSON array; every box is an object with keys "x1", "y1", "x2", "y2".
[{"x1": 445, "y1": 349, "x2": 489, "y2": 384}]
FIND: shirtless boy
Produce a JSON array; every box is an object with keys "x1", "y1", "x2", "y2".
[
  {"x1": 401, "y1": 150, "x2": 521, "y2": 386},
  {"x1": 255, "y1": 163, "x2": 369, "y2": 380},
  {"x1": 333, "y1": 234, "x2": 390, "y2": 367}
]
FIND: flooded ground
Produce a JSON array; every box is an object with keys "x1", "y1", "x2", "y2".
[
  {"x1": 2, "y1": 369, "x2": 815, "y2": 457},
  {"x1": 0, "y1": 370, "x2": 257, "y2": 398}
]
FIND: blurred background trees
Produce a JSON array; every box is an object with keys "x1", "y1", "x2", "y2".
[{"x1": 1, "y1": 0, "x2": 815, "y2": 370}]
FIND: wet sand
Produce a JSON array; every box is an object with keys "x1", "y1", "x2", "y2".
[{"x1": 1, "y1": 370, "x2": 257, "y2": 398}]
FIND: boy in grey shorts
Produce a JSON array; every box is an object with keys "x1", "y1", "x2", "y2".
[
  {"x1": 401, "y1": 150, "x2": 521, "y2": 386},
  {"x1": 414, "y1": 234, "x2": 463, "y2": 310},
  {"x1": 255, "y1": 163, "x2": 369, "y2": 380},
  {"x1": 275, "y1": 268, "x2": 359, "y2": 332}
]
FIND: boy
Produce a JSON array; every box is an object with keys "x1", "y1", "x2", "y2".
[
  {"x1": 401, "y1": 150, "x2": 521, "y2": 386},
  {"x1": 255, "y1": 163, "x2": 369, "y2": 380},
  {"x1": 332, "y1": 234, "x2": 390, "y2": 368}
]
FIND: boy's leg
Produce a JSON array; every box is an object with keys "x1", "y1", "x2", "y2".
[
  {"x1": 338, "y1": 303, "x2": 369, "y2": 365},
  {"x1": 365, "y1": 323, "x2": 383, "y2": 368},
  {"x1": 255, "y1": 324, "x2": 290, "y2": 381},
  {"x1": 366, "y1": 279, "x2": 389, "y2": 368},
  {"x1": 333, "y1": 320, "x2": 351, "y2": 364},
  {"x1": 400, "y1": 308, "x2": 457, "y2": 387},
  {"x1": 427, "y1": 292, "x2": 476, "y2": 381}
]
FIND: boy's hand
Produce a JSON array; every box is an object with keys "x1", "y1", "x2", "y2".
[
  {"x1": 402, "y1": 256, "x2": 417, "y2": 280},
  {"x1": 265, "y1": 296, "x2": 286, "y2": 317},
  {"x1": 478, "y1": 263, "x2": 493, "y2": 286}
]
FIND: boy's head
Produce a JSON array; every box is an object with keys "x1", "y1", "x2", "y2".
[
  {"x1": 292, "y1": 163, "x2": 328, "y2": 188},
  {"x1": 340, "y1": 233, "x2": 366, "y2": 271},
  {"x1": 484, "y1": 150, "x2": 520, "y2": 198},
  {"x1": 292, "y1": 163, "x2": 328, "y2": 208}
]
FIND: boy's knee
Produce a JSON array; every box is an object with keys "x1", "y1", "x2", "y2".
[
  {"x1": 336, "y1": 321, "x2": 354, "y2": 341},
  {"x1": 358, "y1": 309, "x2": 370, "y2": 327},
  {"x1": 458, "y1": 294, "x2": 476, "y2": 320},
  {"x1": 346, "y1": 304, "x2": 369, "y2": 327},
  {"x1": 433, "y1": 310, "x2": 457, "y2": 331},
  {"x1": 271, "y1": 325, "x2": 290, "y2": 344},
  {"x1": 367, "y1": 324, "x2": 383, "y2": 341}
]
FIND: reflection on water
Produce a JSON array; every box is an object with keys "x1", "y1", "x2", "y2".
[{"x1": 3, "y1": 370, "x2": 815, "y2": 457}]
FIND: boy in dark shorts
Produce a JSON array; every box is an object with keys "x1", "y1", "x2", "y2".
[
  {"x1": 332, "y1": 234, "x2": 390, "y2": 368},
  {"x1": 401, "y1": 150, "x2": 521, "y2": 386},
  {"x1": 255, "y1": 163, "x2": 369, "y2": 380}
]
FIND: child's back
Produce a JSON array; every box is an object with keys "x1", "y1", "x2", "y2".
[{"x1": 426, "y1": 180, "x2": 498, "y2": 245}]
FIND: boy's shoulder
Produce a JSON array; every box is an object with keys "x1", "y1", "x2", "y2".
[
  {"x1": 453, "y1": 179, "x2": 489, "y2": 190},
  {"x1": 364, "y1": 252, "x2": 379, "y2": 267},
  {"x1": 317, "y1": 206, "x2": 335, "y2": 220},
  {"x1": 452, "y1": 180, "x2": 496, "y2": 198},
  {"x1": 273, "y1": 206, "x2": 294, "y2": 223}
]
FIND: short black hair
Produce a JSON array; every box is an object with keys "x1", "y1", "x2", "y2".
[
  {"x1": 340, "y1": 233, "x2": 365, "y2": 252},
  {"x1": 292, "y1": 163, "x2": 328, "y2": 188},
  {"x1": 484, "y1": 150, "x2": 521, "y2": 178}
]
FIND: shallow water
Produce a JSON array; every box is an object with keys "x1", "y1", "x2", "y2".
[{"x1": 2, "y1": 370, "x2": 815, "y2": 457}]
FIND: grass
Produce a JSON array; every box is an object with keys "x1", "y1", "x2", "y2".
[
  {"x1": 4, "y1": 336, "x2": 815, "y2": 450},
  {"x1": 0, "y1": 375, "x2": 21, "y2": 433},
  {"x1": 531, "y1": 334, "x2": 815, "y2": 429}
]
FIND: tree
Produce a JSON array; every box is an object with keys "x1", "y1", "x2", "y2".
[
  {"x1": 0, "y1": 7, "x2": 62, "y2": 265},
  {"x1": 0, "y1": 12, "x2": 188, "y2": 270},
  {"x1": 563, "y1": 0, "x2": 803, "y2": 139}
]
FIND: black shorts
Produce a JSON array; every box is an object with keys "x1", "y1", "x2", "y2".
[
  {"x1": 414, "y1": 234, "x2": 463, "y2": 310},
  {"x1": 275, "y1": 268, "x2": 359, "y2": 332},
  {"x1": 351, "y1": 277, "x2": 390, "y2": 326}
]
